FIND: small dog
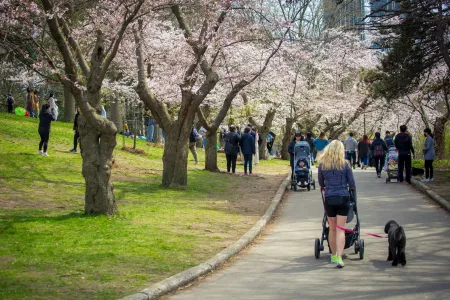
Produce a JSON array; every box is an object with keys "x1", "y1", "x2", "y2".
[
  {"x1": 384, "y1": 220, "x2": 407, "y2": 266},
  {"x1": 412, "y1": 167, "x2": 424, "y2": 177}
]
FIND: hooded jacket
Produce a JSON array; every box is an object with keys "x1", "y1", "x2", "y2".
[{"x1": 394, "y1": 132, "x2": 415, "y2": 156}]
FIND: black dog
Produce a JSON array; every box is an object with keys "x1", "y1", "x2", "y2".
[
  {"x1": 384, "y1": 220, "x2": 407, "y2": 266},
  {"x1": 412, "y1": 167, "x2": 424, "y2": 177}
]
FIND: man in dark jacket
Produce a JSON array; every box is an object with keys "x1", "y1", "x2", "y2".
[
  {"x1": 6, "y1": 93, "x2": 14, "y2": 114},
  {"x1": 38, "y1": 104, "x2": 56, "y2": 156},
  {"x1": 370, "y1": 132, "x2": 388, "y2": 178},
  {"x1": 224, "y1": 125, "x2": 241, "y2": 173},
  {"x1": 189, "y1": 127, "x2": 201, "y2": 164},
  {"x1": 70, "y1": 107, "x2": 80, "y2": 153},
  {"x1": 384, "y1": 131, "x2": 394, "y2": 148},
  {"x1": 240, "y1": 127, "x2": 255, "y2": 175},
  {"x1": 394, "y1": 125, "x2": 415, "y2": 184}
]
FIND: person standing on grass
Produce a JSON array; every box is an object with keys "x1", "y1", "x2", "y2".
[
  {"x1": 199, "y1": 126, "x2": 207, "y2": 151},
  {"x1": 240, "y1": 127, "x2": 255, "y2": 176},
  {"x1": 189, "y1": 126, "x2": 201, "y2": 165},
  {"x1": 313, "y1": 132, "x2": 329, "y2": 160},
  {"x1": 224, "y1": 125, "x2": 241, "y2": 174},
  {"x1": 70, "y1": 107, "x2": 80, "y2": 153},
  {"x1": 33, "y1": 90, "x2": 40, "y2": 118},
  {"x1": 343, "y1": 132, "x2": 358, "y2": 169},
  {"x1": 38, "y1": 104, "x2": 56, "y2": 157},
  {"x1": 48, "y1": 93, "x2": 58, "y2": 120},
  {"x1": 371, "y1": 132, "x2": 388, "y2": 178},
  {"x1": 318, "y1": 140, "x2": 356, "y2": 268},
  {"x1": 394, "y1": 125, "x2": 415, "y2": 184},
  {"x1": 26, "y1": 88, "x2": 35, "y2": 118},
  {"x1": 358, "y1": 135, "x2": 371, "y2": 169},
  {"x1": 6, "y1": 93, "x2": 14, "y2": 114},
  {"x1": 422, "y1": 128, "x2": 435, "y2": 182}
]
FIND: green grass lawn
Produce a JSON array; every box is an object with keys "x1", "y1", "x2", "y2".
[{"x1": 0, "y1": 113, "x2": 288, "y2": 299}]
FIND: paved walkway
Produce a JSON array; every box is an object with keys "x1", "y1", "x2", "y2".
[{"x1": 169, "y1": 170, "x2": 450, "y2": 300}]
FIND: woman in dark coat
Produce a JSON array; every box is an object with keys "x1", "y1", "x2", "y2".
[
  {"x1": 239, "y1": 127, "x2": 255, "y2": 175},
  {"x1": 224, "y1": 125, "x2": 241, "y2": 174},
  {"x1": 38, "y1": 104, "x2": 56, "y2": 157},
  {"x1": 288, "y1": 132, "x2": 302, "y2": 174},
  {"x1": 357, "y1": 135, "x2": 371, "y2": 169}
]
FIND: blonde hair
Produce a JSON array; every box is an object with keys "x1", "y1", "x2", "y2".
[{"x1": 318, "y1": 140, "x2": 348, "y2": 170}]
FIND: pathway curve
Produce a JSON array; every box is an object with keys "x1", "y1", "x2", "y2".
[{"x1": 169, "y1": 169, "x2": 450, "y2": 300}]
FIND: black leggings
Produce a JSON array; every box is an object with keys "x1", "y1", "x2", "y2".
[
  {"x1": 425, "y1": 159, "x2": 434, "y2": 179},
  {"x1": 226, "y1": 154, "x2": 238, "y2": 173},
  {"x1": 73, "y1": 131, "x2": 80, "y2": 151},
  {"x1": 39, "y1": 131, "x2": 50, "y2": 152}
]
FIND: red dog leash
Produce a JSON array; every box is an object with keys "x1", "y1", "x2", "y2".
[{"x1": 321, "y1": 188, "x2": 386, "y2": 239}]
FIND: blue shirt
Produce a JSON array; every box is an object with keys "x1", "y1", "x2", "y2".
[
  {"x1": 313, "y1": 138, "x2": 329, "y2": 151},
  {"x1": 318, "y1": 163, "x2": 356, "y2": 197}
]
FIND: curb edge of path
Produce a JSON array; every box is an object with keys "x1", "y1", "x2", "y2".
[
  {"x1": 119, "y1": 174, "x2": 291, "y2": 300},
  {"x1": 411, "y1": 178, "x2": 450, "y2": 213}
]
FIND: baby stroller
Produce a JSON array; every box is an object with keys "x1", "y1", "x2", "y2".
[
  {"x1": 314, "y1": 188, "x2": 365, "y2": 260},
  {"x1": 291, "y1": 141, "x2": 316, "y2": 191},
  {"x1": 385, "y1": 146, "x2": 399, "y2": 183}
]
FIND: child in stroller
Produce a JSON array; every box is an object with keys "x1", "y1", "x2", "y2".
[
  {"x1": 295, "y1": 158, "x2": 310, "y2": 187},
  {"x1": 384, "y1": 146, "x2": 399, "y2": 183}
]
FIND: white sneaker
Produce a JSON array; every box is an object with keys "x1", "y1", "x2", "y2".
[
  {"x1": 421, "y1": 179, "x2": 430, "y2": 182},
  {"x1": 42, "y1": 152, "x2": 49, "y2": 157},
  {"x1": 429, "y1": 178, "x2": 434, "y2": 182},
  {"x1": 38, "y1": 150, "x2": 43, "y2": 154}
]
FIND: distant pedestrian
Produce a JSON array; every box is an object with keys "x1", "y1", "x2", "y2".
[
  {"x1": 240, "y1": 127, "x2": 255, "y2": 176},
  {"x1": 70, "y1": 107, "x2": 80, "y2": 153},
  {"x1": 6, "y1": 93, "x2": 14, "y2": 113},
  {"x1": 343, "y1": 132, "x2": 358, "y2": 169},
  {"x1": 313, "y1": 132, "x2": 329, "y2": 160},
  {"x1": 358, "y1": 135, "x2": 371, "y2": 169},
  {"x1": 421, "y1": 128, "x2": 435, "y2": 182},
  {"x1": 224, "y1": 125, "x2": 241, "y2": 174},
  {"x1": 33, "y1": 90, "x2": 40, "y2": 117},
  {"x1": 26, "y1": 88, "x2": 35, "y2": 118},
  {"x1": 38, "y1": 104, "x2": 56, "y2": 157},
  {"x1": 189, "y1": 126, "x2": 201, "y2": 164},
  {"x1": 48, "y1": 93, "x2": 58, "y2": 120},
  {"x1": 394, "y1": 125, "x2": 415, "y2": 184},
  {"x1": 305, "y1": 132, "x2": 315, "y2": 164},
  {"x1": 384, "y1": 131, "x2": 394, "y2": 148},
  {"x1": 371, "y1": 132, "x2": 388, "y2": 177},
  {"x1": 254, "y1": 128, "x2": 260, "y2": 165},
  {"x1": 288, "y1": 132, "x2": 302, "y2": 176},
  {"x1": 101, "y1": 105, "x2": 107, "y2": 118},
  {"x1": 143, "y1": 107, "x2": 154, "y2": 144},
  {"x1": 199, "y1": 126, "x2": 207, "y2": 151}
]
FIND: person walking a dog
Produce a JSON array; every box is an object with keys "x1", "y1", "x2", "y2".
[
  {"x1": 318, "y1": 140, "x2": 356, "y2": 268},
  {"x1": 394, "y1": 125, "x2": 415, "y2": 184},
  {"x1": 422, "y1": 128, "x2": 435, "y2": 182}
]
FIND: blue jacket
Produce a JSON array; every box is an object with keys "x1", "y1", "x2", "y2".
[
  {"x1": 318, "y1": 163, "x2": 356, "y2": 197},
  {"x1": 385, "y1": 136, "x2": 394, "y2": 147},
  {"x1": 240, "y1": 133, "x2": 255, "y2": 155},
  {"x1": 189, "y1": 128, "x2": 200, "y2": 143},
  {"x1": 423, "y1": 135, "x2": 435, "y2": 160},
  {"x1": 313, "y1": 138, "x2": 329, "y2": 151}
]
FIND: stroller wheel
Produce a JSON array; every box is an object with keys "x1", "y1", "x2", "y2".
[
  {"x1": 294, "y1": 184, "x2": 298, "y2": 191},
  {"x1": 313, "y1": 180, "x2": 316, "y2": 190},
  {"x1": 314, "y1": 238, "x2": 321, "y2": 259},
  {"x1": 359, "y1": 239, "x2": 365, "y2": 260},
  {"x1": 354, "y1": 241, "x2": 359, "y2": 254},
  {"x1": 307, "y1": 184, "x2": 311, "y2": 191}
]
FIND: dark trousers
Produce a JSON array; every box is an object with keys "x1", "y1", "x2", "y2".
[
  {"x1": 39, "y1": 130, "x2": 50, "y2": 153},
  {"x1": 425, "y1": 159, "x2": 434, "y2": 179},
  {"x1": 7, "y1": 104, "x2": 13, "y2": 113},
  {"x1": 244, "y1": 154, "x2": 253, "y2": 174},
  {"x1": 398, "y1": 153, "x2": 412, "y2": 183},
  {"x1": 73, "y1": 131, "x2": 80, "y2": 151},
  {"x1": 346, "y1": 151, "x2": 357, "y2": 167},
  {"x1": 226, "y1": 154, "x2": 238, "y2": 173},
  {"x1": 374, "y1": 156, "x2": 383, "y2": 174}
]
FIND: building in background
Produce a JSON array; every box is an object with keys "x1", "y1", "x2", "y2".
[{"x1": 323, "y1": 0, "x2": 365, "y2": 30}]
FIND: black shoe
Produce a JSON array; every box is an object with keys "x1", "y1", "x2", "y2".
[{"x1": 377, "y1": 174, "x2": 381, "y2": 178}]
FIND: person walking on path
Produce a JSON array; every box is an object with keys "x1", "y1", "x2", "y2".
[
  {"x1": 422, "y1": 128, "x2": 435, "y2": 182},
  {"x1": 358, "y1": 135, "x2": 371, "y2": 169},
  {"x1": 318, "y1": 140, "x2": 356, "y2": 268},
  {"x1": 371, "y1": 132, "x2": 388, "y2": 178},
  {"x1": 288, "y1": 132, "x2": 302, "y2": 176},
  {"x1": 305, "y1": 132, "x2": 315, "y2": 164},
  {"x1": 385, "y1": 131, "x2": 394, "y2": 148},
  {"x1": 343, "y1": 132, "x2": 358, "y2": 169},
  {"x1": 48, "y1": 93, "x2": 58, "y2": 120},
  {"x1": 70, "y1": 107, "x2": 80, "y2": 153},
  {"x1": 394, "y1": 125, "x2": 415, "y2": 184},
  {"x1": 26, "y1": 88, "x2": 35, "y2": 118},
  {"x1": 313, "y1": 132, "x2": 329, "y2": 161},
  {"x1": 224, "y1": 125, "x2": 241, "y2": 174},
  {"x1": 189, "y1": 127, "x2": 201, "y2": 164},
  {"x1": 38, "y1": 104, "x2": 56, "y2": 157},
  {"x1": 6, "y1": 93, "x2": 14, "y2": 114},
  {"x1": 240, "y1": 127, "x2": 255, "y2": 176}
]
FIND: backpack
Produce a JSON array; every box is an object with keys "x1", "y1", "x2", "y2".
[
  {"x1": 374, "y1": 144, "x2": 384, "y2": 157},
  {"x1": 6, "y1": 96, "x2": 14, "y2": 104}
]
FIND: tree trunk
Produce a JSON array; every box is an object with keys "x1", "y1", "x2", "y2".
[
  {"x1": 78, "y1": 115, "x2": 118, "y2": 215},
  {"x1": 258, "y1": 109, "x2": 276, "y2": 160},
  {"x1": 162, "y1": 128, "x2": 189, "y2": 188},
  {"x1": 63, "y1": 85, "x2": 75, "y2": 122},
  {"x1": 110, "y1": 97, "x2": 123, "y2": 132},
  {"x1": 281, "y1": 118, "x2": 295, "y2": 160},
  {"x1": 434, "y1": 116, "x2": 448, "y2": 160},
  {"x1": 205, "y1": 130, "x2": 220, "y2": 172}
]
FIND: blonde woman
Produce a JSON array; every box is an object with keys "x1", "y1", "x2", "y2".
[{"x1": 318, "y1": 140, "x2": 356, "y2": 268}]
